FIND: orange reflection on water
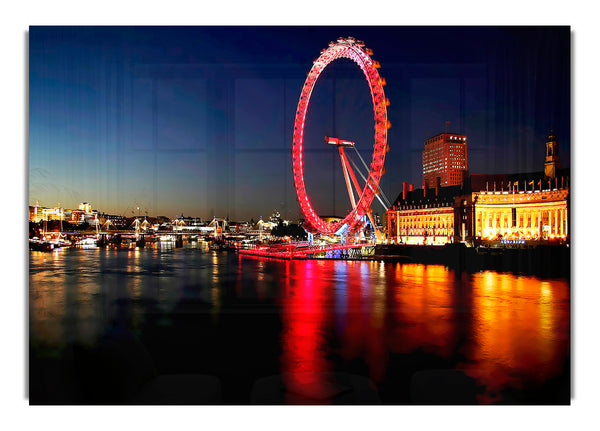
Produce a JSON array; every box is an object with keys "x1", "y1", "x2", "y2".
[
  {"x1": 372, "y1": 262, "x2": 386, "y2": 329},
  {"x1": 389, "y1": 263, "x2": 457, "y2": 359},
  {"x1": 462, "y1": 272, "x2": 570, "y2": 403},
  {"x1": 30, "y1": 251, "x2": 67, "y2": 351}
]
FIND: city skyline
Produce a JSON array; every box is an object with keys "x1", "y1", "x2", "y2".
[{"x1": 29, "y1": 26, "x2": 570, "y2": 221}]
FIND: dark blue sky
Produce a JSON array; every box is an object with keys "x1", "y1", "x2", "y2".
[{"x1": 29, "y1": 26, "x2": 570, "y2": 221}]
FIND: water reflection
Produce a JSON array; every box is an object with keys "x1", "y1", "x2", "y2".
[
  {"x1": 280, "y1": 260, "x2": 334, "y2": 403},
  {"x1": 389, "y1": 264, "x2": 457, "y2": 359},
  {"x1": 277, "y1": 260, "x2": 569, "y2": 403},
  {"x1": 462, "y1": 272, "x2": 569, "y2": 403},
  {"x1": 30, "y1": 250, "x2": 67, "y2": 351},
  {"x1": 29, "y1": 248, "x2": 570, "y2": 404}
]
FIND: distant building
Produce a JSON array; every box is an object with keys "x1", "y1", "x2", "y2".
[
  {"x1": 29, "y1": 205, "x2": 44, "y2": 222},
  {"x1": 176, "y1": 216, "x2": 205, "y2": 228},
  {"x1": 78, "y1": 202, "x2": 93, "y2": 213},
  {"x1": 228, "y1": 221, "x2": 249, "y2": 233},
  {"x1": 29, "y1": 205, "x2": 64, "y2": 222},
  {"x1": 422, "y1": 132, "x2": 468, "y2": 188},
  {"x1": 67, "y1": 207, "x2": 98, "y2": 225},
  {"x1": 269, "y1": 210, "x2": 282, "y2": 224}
]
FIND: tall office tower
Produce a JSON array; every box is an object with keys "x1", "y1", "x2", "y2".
[{"x1": 422, "y1": 132, "x2": 468, "y2": 188}]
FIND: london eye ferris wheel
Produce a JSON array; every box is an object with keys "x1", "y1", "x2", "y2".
[{"x1": 292, "y1": 37, "x2": 390, "y2": 237}]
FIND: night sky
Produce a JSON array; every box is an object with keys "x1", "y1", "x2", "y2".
[{"x1": 29, "y1": 26, "x2": 570, "y2": 221}]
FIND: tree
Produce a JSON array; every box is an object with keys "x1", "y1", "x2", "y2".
[
  {"x1": 288, "y1": 224, "x2": 308, "y2": 240},
  {"x1": 271, "y1": 222, "x2": 308, "y2": 240},
  {"x1": 271, "y1": 220, "x2": 286, "y2": 237}
]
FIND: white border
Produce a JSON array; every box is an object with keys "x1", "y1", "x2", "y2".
[{"x1": 4, "y1": 2, "x2": 598, "y2": 430}]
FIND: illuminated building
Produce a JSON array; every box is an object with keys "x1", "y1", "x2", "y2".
[
  {"x1": 387, "y1": 174, "x2": 569, "y2": 245},
  {"x1": 66, "y1": 203, "x2": 98, "y2": 225},
  {"x1": 67, "y1": 210, "x2": 98, "y2": 224},
  {"x1": 387, "y1": 182, "x2": 459, "y2": 245},
  {"x1": 472, "y1": 175, "x2": 568, "y2": 242},
  {"x1": 472, "y1": 131, "x2": 569, "y2": 242},
  {"x1": 29, "y1": 205, "x2": 64, "y2": 222},
  {"x1": 78, "y1": 202, "x2": 93, "y2": 213},
  {"x1": 422, "y1": 132, "x2": 468, "y2": 188},
  {"x1": 388, "y1": 131, "x2": 569, "y2": 245},
  {"x1": 29, "y1": 205, "x2": 44, "y2": 223}
]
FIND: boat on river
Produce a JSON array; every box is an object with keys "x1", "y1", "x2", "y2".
[{"x1": 29, "y1": 236, "x2": 69, "y2": 251}]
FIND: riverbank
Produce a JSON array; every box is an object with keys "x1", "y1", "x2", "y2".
[{"x1": 374, "y1": 243, "x2": 571, "y2": 278}]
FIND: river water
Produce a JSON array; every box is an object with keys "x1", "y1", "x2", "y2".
[{"x1": 29, "y1": 244, "x2": 570, "y2": 404}]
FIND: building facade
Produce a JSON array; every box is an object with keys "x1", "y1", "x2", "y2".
[
  {"x1": 387, "y1": 183, "x2": 461, "y2": 245},
  {"x1": 29, "y1": 205, "x2": 64, "y2": 222},
  {"x1": 387, "y1": 175, "x2": 569, "y2": 246},
  {"x1": 387, "y1": 170, "x2": 570, "y2": 245},
  {"x1": 474, "y1": 180, "x2": 568, "y2": 242},
  {"x1": 67, "y1": 202, "x2": 98, "y2": 225},
  {"x1": 422, "y1": 132, "x2": 468, "y2": 188},
  {"x1": 388, "y1": 131, "x2": 569, "y2": 246}
]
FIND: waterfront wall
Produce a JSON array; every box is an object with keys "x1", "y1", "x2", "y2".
[{"x1": 374, "y1": 243, "x2": 570, "y2": 277}]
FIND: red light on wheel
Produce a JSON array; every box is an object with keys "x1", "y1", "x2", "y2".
[{"x1": 292, "y1": 37, "x2": 389, "y2": 235}]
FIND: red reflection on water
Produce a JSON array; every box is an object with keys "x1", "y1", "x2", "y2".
[
  {"x1": 338, "y1": 261, "x2": 388, "y2": 383},
  {"x1": 339, "y1": 262, "x2": 366, "y2": 357},
  {"x1": 280, "y1": 260, "x2": 390, "y2": 390},
  {"x1": 273, "y1": 258, "x2": 569, "y2": 404},
  {"x1": 280, "y1": 260, "x2": 335, "y2": 403}
]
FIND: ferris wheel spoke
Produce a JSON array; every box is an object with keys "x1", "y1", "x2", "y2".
[
  {"x1": 350, "y1": 145, "x2": 391, "y2": 208},
  {"x1": 347, "y1": 149, "x2": 391, "y2": 210}
]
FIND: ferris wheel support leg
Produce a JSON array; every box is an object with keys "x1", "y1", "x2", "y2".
[
  {"x1": 339, "y1": 147, "x2": 357, "y2": 210},
  {"x1": 339, "y1": 148, "x2": 384, "y2": 243},
  {"x1": 340, "y1": 148, "x2": 364, "y2": 206}
]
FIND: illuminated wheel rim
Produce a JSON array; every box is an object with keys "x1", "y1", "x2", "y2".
[{"x1": 292, "y1": 37, "x2": 389, "y2": 235}]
